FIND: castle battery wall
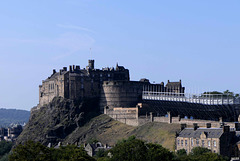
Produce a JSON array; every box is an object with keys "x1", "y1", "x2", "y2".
[{"x1": 100, "y1": 81, "x2": 146, "y2": 112}]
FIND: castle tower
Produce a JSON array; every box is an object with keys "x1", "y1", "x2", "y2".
[{"x1": 88, "y1": 60, "x2": 94, "y2": 69}]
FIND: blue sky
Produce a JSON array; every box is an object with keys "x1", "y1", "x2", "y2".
[{"x1": 0, "y1": 0, "x2": 240, "y2": 110}]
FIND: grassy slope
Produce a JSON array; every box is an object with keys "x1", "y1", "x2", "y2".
[{"x1": 64, "y1": 114, "x2": 180, "y2": 151}]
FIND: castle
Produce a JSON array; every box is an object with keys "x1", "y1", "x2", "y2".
[{"x1": 39, "y1": 60, "x2": 184, "y2": 112}]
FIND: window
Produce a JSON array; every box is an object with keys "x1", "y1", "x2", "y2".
[
  {"x1": 202, "y1": 140, "x2": 204, "y2": 147},
  {"x1": 208, "y1": 141, "x2": 211, "y2": 147},
  {"x1": 108, "y1": 74, "x2": 111, "y2": 77},
  {"x1": 213, "y1": 140, "x2": 216, "y2": 147},
  {"x1": 191, "y1": 139, "x2": 193, "y2": 146},
  {"x1": 177, "y1": 139, "x2": 180, "y2": 145},
  {"x1": 196, "y1": 139, "x2": 199, "y2": 145},
  {"x1": 181, "y1": 140, "x2": 183, "y2": 146},
  {"x1": 185, "y1": 140, "x2": 187, "y2": 146}
]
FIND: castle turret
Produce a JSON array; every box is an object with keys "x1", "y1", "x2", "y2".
[{"x1": 88, "y1": 60, "x2": 94, "y2": 70}]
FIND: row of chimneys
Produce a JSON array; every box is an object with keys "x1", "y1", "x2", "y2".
[
  {"x1": 180, "y1": 123, "x2": 237, "y2": 133},
  {"x1": 53, "y1": 65, "x2": 81, "y2": 75},
  {"x1": 52, "y1": 60, "x2": 95, "y2": 75}
]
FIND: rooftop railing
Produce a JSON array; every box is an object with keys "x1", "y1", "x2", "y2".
[{"x1": 142, "y1": 91, "x2": 240, "y2": 105}]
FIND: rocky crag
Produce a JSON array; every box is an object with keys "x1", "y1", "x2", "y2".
[
  {"x1": 17, "y1": 97, "x2": 180, "y2": 150},
  {"x1": 16, "y1": 97, "x2": 100, "y2": 146}
]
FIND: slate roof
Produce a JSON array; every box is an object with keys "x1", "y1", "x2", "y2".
[
  {"x1": 166, "y1": 81, "x2": 181, "y2": 87},
  {"x1": 46, "y1": 69, "x2": 89, "y2": 81},
  {"x1": 178, "y1": 128, "x2": 223, "y2": 138}
]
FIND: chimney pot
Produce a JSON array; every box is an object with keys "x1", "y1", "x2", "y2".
[
  {"x1": 181, "y1": 124, "x2": 187, "y2": 130},
  {"x1": 76, "y1": 66, "x2": 80, "y2": 70},
  {"x1": 223, "y1": 126, "x2": 230, "y2": 133},
  {"x1": 193, "y1": 123, "x2": 198, "y2": 130},
  {"x1": 206, "y1": 123, "x2": 211, "y2": 128}
]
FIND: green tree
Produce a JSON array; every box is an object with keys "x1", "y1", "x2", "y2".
[
  {"x1": 188, "y1": 147, "x2": 227, "y2": 161},
  {"x1": 176, "y1": 149, "x2": 187, "y2": 156},
  {"x1": 52, "y1": 145, "x2": 95, "y2": 161},
  {"x1": 190, "y1": 147, "x2": 211, "y2": 156},
  {"x1": 0, "y1": 141, "x2": 12, "y2": 157},
  {"x1": 9, "y1": 141, "x2": 95, "y2": 161},
  {"x1": 109, "y1": 136, "x2": 147, "y2": 161},
  {"x1": 146, "y1": 143, "x2": 173, "y2": 161},
  {"x1": 95, "y1": 148, "x2": 106, "y2": 158},
  {"x1": 9, "y1": 141, "x2": 51, "y2": 161},
  {"x1": 108, "y1": 136, "x2": 173, "y2": 161}
]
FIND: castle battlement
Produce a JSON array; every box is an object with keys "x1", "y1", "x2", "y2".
[{"x1": 39, "y1": 60, "x2": 184, "y2": 113}]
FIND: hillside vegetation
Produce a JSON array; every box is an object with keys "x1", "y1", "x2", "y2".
[
  {"x1": 16, "y1": 97, "x2": 180, "y2": 151},
  {"x1": 64, "y1": 114, "x2": 180, "y2": 150}
]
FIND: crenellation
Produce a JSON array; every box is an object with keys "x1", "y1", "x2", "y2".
[{"x1": 38, "y1": 60, "x2": 185, "y2": 115}]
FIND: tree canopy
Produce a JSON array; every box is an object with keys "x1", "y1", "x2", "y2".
[
  {"x1": 107, "y1": 136, "x2": 173, "y2": 161},
  {"x1": 9, "y1": 141, "x2": 95, "y2": 161},
  {"x1": 8, "y1": 139, "x2": 228, "y2": 161}
]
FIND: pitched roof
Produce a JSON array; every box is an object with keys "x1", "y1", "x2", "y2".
[
  {"x1": 178, "y1": 128, "x2": 223, "y2": 138},
  {"x1": 166, "y1": 81, "x2": 181, "y2": 87}
]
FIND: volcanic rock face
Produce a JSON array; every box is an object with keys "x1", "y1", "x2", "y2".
[
  {"x1": 16, "y1": 97, "x2": 180, "y2": 150},
  {"x1": 16, "y1": 97, "x2": 99, "y2": 146}
]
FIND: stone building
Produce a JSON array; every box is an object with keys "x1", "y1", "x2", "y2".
[
  {"x1": 39, "y1": 60, "x2": 129, "y2": 106},
  {"x1": 39, "y1": 60, "x2": 185, "y2": 112},
  {"x1": 176, "y1": 124, "x2": 235, "y2": 157},
  {"x1": 0, "y1": 125, "x2": 23, "y2": 142},
  {"x1": 165, "y1": 80, "x2": 185, "y2": 94},
  {"x1": 84, "y1": 142, "x2": 111, "y2": 157}
]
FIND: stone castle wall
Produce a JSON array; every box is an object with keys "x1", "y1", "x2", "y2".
[
  {"x1": 105, "y1": 107, "x2": 139, "y2": 126},
  {"x1": 105, "y1": 106, "x2": 237, "y2": 128},
  {"x1": 99, "y1": 81, "x2": 145, "y2": 112},
  {"x1": 38, "y1": 60, "x2": 131, "y2": 107}
]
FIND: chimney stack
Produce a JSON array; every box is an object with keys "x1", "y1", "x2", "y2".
[
  {"x1": 235, "y1": 123, "x2": 240, "y2": 131},
  {"x1": 53, "y1": 69, "x2": 56, "y2": 74},
  {"x1": 193, "y1": 123, "x2": 198, "y2": 131},
  {"x1": 206, "y1": 123, "x2": 211, "y2": 128},
  {"x1": 76, "y1": 65, "x2": 80, "y2": 71},
  {"x1": 223, "y1": 126, "x2": 230, "y2": 133},
  {"x1": 181, "y1": 124, "x2": 187, "y2": 131},
  {"x1": 88, "y1": 60, "x2": 95, "y2": 69},
  {"x1": 69, "y1": 65, "x2": 72, "y2": 72},
  {"x1": 63, "y1": 67, "x2": 67, "y2": 71}
]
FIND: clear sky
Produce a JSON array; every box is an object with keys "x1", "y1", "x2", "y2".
[{"x1": 0, "y1": 0, "x2": 240, "y2": 110}]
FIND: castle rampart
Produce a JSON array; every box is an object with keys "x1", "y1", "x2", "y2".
[{"x1": 38, "y1": 60, "x2": 130, "y2": 107}]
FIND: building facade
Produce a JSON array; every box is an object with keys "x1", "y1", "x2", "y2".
[
  {"x1": 39, "y1": 60, "x2": 130, "y2": 106},
  {"x1": 176, "y1": 124, "x2": 235, "y2": 157},
  {"x1": 39, "y1": 60, "x2": 185, "y2": 112}
]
